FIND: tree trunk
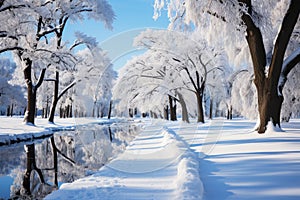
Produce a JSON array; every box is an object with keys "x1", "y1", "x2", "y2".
[
  {"x1": 163, "y1": 105, "x2": 169, "y2": 120},
  {"x1": 7, "y1": 105, "x2": 10, "y2": 117},
  {"x1": 108, "y1": 100, "x2": 112, "y2": 119},
  {"x1": 196, "y1": 92, "x2": 205, "y2": 123},
  {"x1": 49, "y1": 71, "x2": 59, "y2": 123},
  {"x1": 209, "y1": 98, "x2": 213, "y2": 119},
  {"x1": 21, "y1": 56, "x2": 46, "y2": 125},
  {"x1": 241, "y1": 0, "x2": 300, "y2": 133},
  {"x1": 92, "y1": 101, "x2": 96, "y2": 118},
  {"x1": 228, "y1": 105, "x2": 233, "y2": 120},
  {"x1": 45, "y1": 96, "x2": 49, "y2": 118},
  {"x1": 69, "y1": 104, "x2": 73, "y2": 118},
  {"x1": 129, "y1": 108, "x2": 134, "y2": 118},
  {"x1": 10, "y1": 103, "x2": 14, "y2": 117},
  {"x1": 23, "y1": 58, "x2": 36, "y2": 124},
  {"x1": 169, "y1": 95, "x2": 177, "y2": 121},
  {"x1": 177, "y1": 92, "x2": 189, "y2": 123}
]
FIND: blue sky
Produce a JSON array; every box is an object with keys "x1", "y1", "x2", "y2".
[{"x1": 64, "y1": 0, "x2": 169, "y2": 70}]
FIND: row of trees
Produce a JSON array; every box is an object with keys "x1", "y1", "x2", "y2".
[
  {"x1": 114, "y1": 0, "x2": 300, "y2": 133},
  {"x1": 0, "y1": 0, "x2": 116, "y2": 124},
  {"x1": 114, "y1": 30, "x2": 228, "y2": 123}
]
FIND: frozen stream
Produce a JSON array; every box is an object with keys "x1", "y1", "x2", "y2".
[{"x1": 0, "y1": 122, "x2": 140, "y2": 199}]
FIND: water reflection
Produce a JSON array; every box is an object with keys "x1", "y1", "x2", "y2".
[{"x1": 0, "y1": 122, "x2": 139, "y2": 199}]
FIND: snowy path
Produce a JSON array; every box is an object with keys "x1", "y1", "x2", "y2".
[
  {"x1": 46, "y1": 122, "x2": 203, "y2": 200},
  {"x1": 45, "y1": 119, "x2": 300, "y2": 200}
]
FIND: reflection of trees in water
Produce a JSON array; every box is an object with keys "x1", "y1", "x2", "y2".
[
  {"x1": 9, "y1": 123, "x2": 139, "y2": 199},
  {"x1": 0, "y1": 145, "x2": 24, "y2": 175}
]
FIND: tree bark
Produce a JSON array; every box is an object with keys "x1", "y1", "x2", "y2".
[
  {"x1": 108, "y1": 100, "x2": 112, "y2": 119},
  {"x1": 177, "y1": 92, "x2": 189, "y2": 123},
  {"x1": 22, "y1": 57, "x2": 46, "y2": 124},
  {"x1": 209, "y1": 97, "x2": 213, "y2": 119},
  {"x1": 163, "y1": 105, "x2": 169, "y2": 120},
  {"x1": 169, "y1": 95, "x2": 177, "y2": 121},
  {"x1": 48, "y1": 71, "x2": 76, "y2": 123},
  {"x1": 196, "y1": 92, "x2": 205, "y2": 123},
  {"x1": 240, "y1": 0, "x2": 300, "y2": 133},
  {"x1": 49, "y1": 71, "x2": 59, "y2": 123},
  {"x1": 23, "y1": 58, "x2": 36, "y2": 124}
]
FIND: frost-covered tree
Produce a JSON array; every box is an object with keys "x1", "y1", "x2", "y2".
[
  {"x1": 0, "y1": 0, "x2": 115, "y2": 124},
  {"x1": 153, "y1": 0, "x2": 300, "y2": 133},
  {"x1": 45, "y1": 0, "x2": 115, "y2": 122},
  {"x1": 73, "y1": 42, "x2": 115, "y2": 118},
  {"x1": 114, "y1": 50, "x2": 187, "y2": 121},
  {"x1": 114, "y1": 52, "x2": 166, "y2": 118},
  {"x1": 134, "y1": 29, "x2": 226, "y2": 122}
]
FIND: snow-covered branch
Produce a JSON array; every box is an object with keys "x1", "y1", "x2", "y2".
[
  {"x1": 57, "y1": 80, "x2": 76, "y2": 101},
  {"x1": 278, "y1": 47, "x2": 300, "y2": 96}
]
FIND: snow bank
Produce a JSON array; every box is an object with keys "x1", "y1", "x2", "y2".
[
  {"x1": 162, "y1": 127, "x2": 204, "y2": 200},
  {"x1": 0, "y1": 117, "x2": 120, "y2": 145},
  {"x1": 176, "y1": 157, "x2": 203, "y2": 200}
]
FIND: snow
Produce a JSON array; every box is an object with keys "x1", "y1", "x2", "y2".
[
  {"x1": 0, "y1": 117, "x2": 111, "y2": 145},
  {"x1": 44, "y1": 118, "x2": 300, "y2": 200},
  {"x1": 46, "y1": 122, "x2": 203, "y2": 200},
  {"x1": 1, "y1": 117, "x2": 300, "y2": 199}
]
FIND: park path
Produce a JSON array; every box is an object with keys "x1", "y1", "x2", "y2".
[{"x1": 46, "y1": 121, "x2": 203, "y2": 200}]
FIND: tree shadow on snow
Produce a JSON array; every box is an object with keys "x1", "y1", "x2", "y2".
[{"x1": 199, "y1": 157, "x2": 233, "y2": 200}]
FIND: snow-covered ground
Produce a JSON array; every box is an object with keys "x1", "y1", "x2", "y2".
[
  {"x1": 0, "y1": 117, "x2": 112, "y2": 145},
  {"x1": 1, "y1": 117, "x2": 300, "y2": 199},
  {"x1": 44, "y1": 118, "x2": 300, "y2": 200}
]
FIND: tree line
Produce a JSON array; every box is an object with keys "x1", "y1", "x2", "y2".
[{"x1": 114, "y1": 0, "x2": 300, "y2": 133}]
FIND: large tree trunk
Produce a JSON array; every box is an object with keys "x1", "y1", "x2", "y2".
[
  {"x1": 22, "y1": 57, "x2": 46, "y2": 125},
  {"x1": 23, "y1": 58, "x2": 36, "y2": 124},
  {"x1": 196, "y1": 92, "x2": 205, "y2": 123},
  {"x1": 241, "y1": 0, "x2": 300, "y2": 133}
]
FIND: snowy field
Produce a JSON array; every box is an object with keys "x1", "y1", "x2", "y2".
[{"x1": 42, "y1": 118, "x2": 300, "y2": 200}]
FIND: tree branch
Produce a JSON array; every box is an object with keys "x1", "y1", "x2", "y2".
[
  {"x1": 268, "y1": 0, "x2": 300, "y2": 86},
  {"x1": 34, "y1": 68, "x2": 46, "y2": 89},
  {"x1": 0, "y1": 4, "x2": 26, "y2": 12},
  {"x1": 282, "y1": 47, "x2": 300, "y2": 76},
  {"x1": 0, "y1": 46, "x2": 24, "y2": 54},
  {"x1": 278, "y1": 47, "x2": 300, "y2": 96},
  {"x1": 240, "y1": 3, "x2": 266, "y2": 84},
  {"x1": 57, "y1": 80, "x2": 76, "y2": 100}
]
